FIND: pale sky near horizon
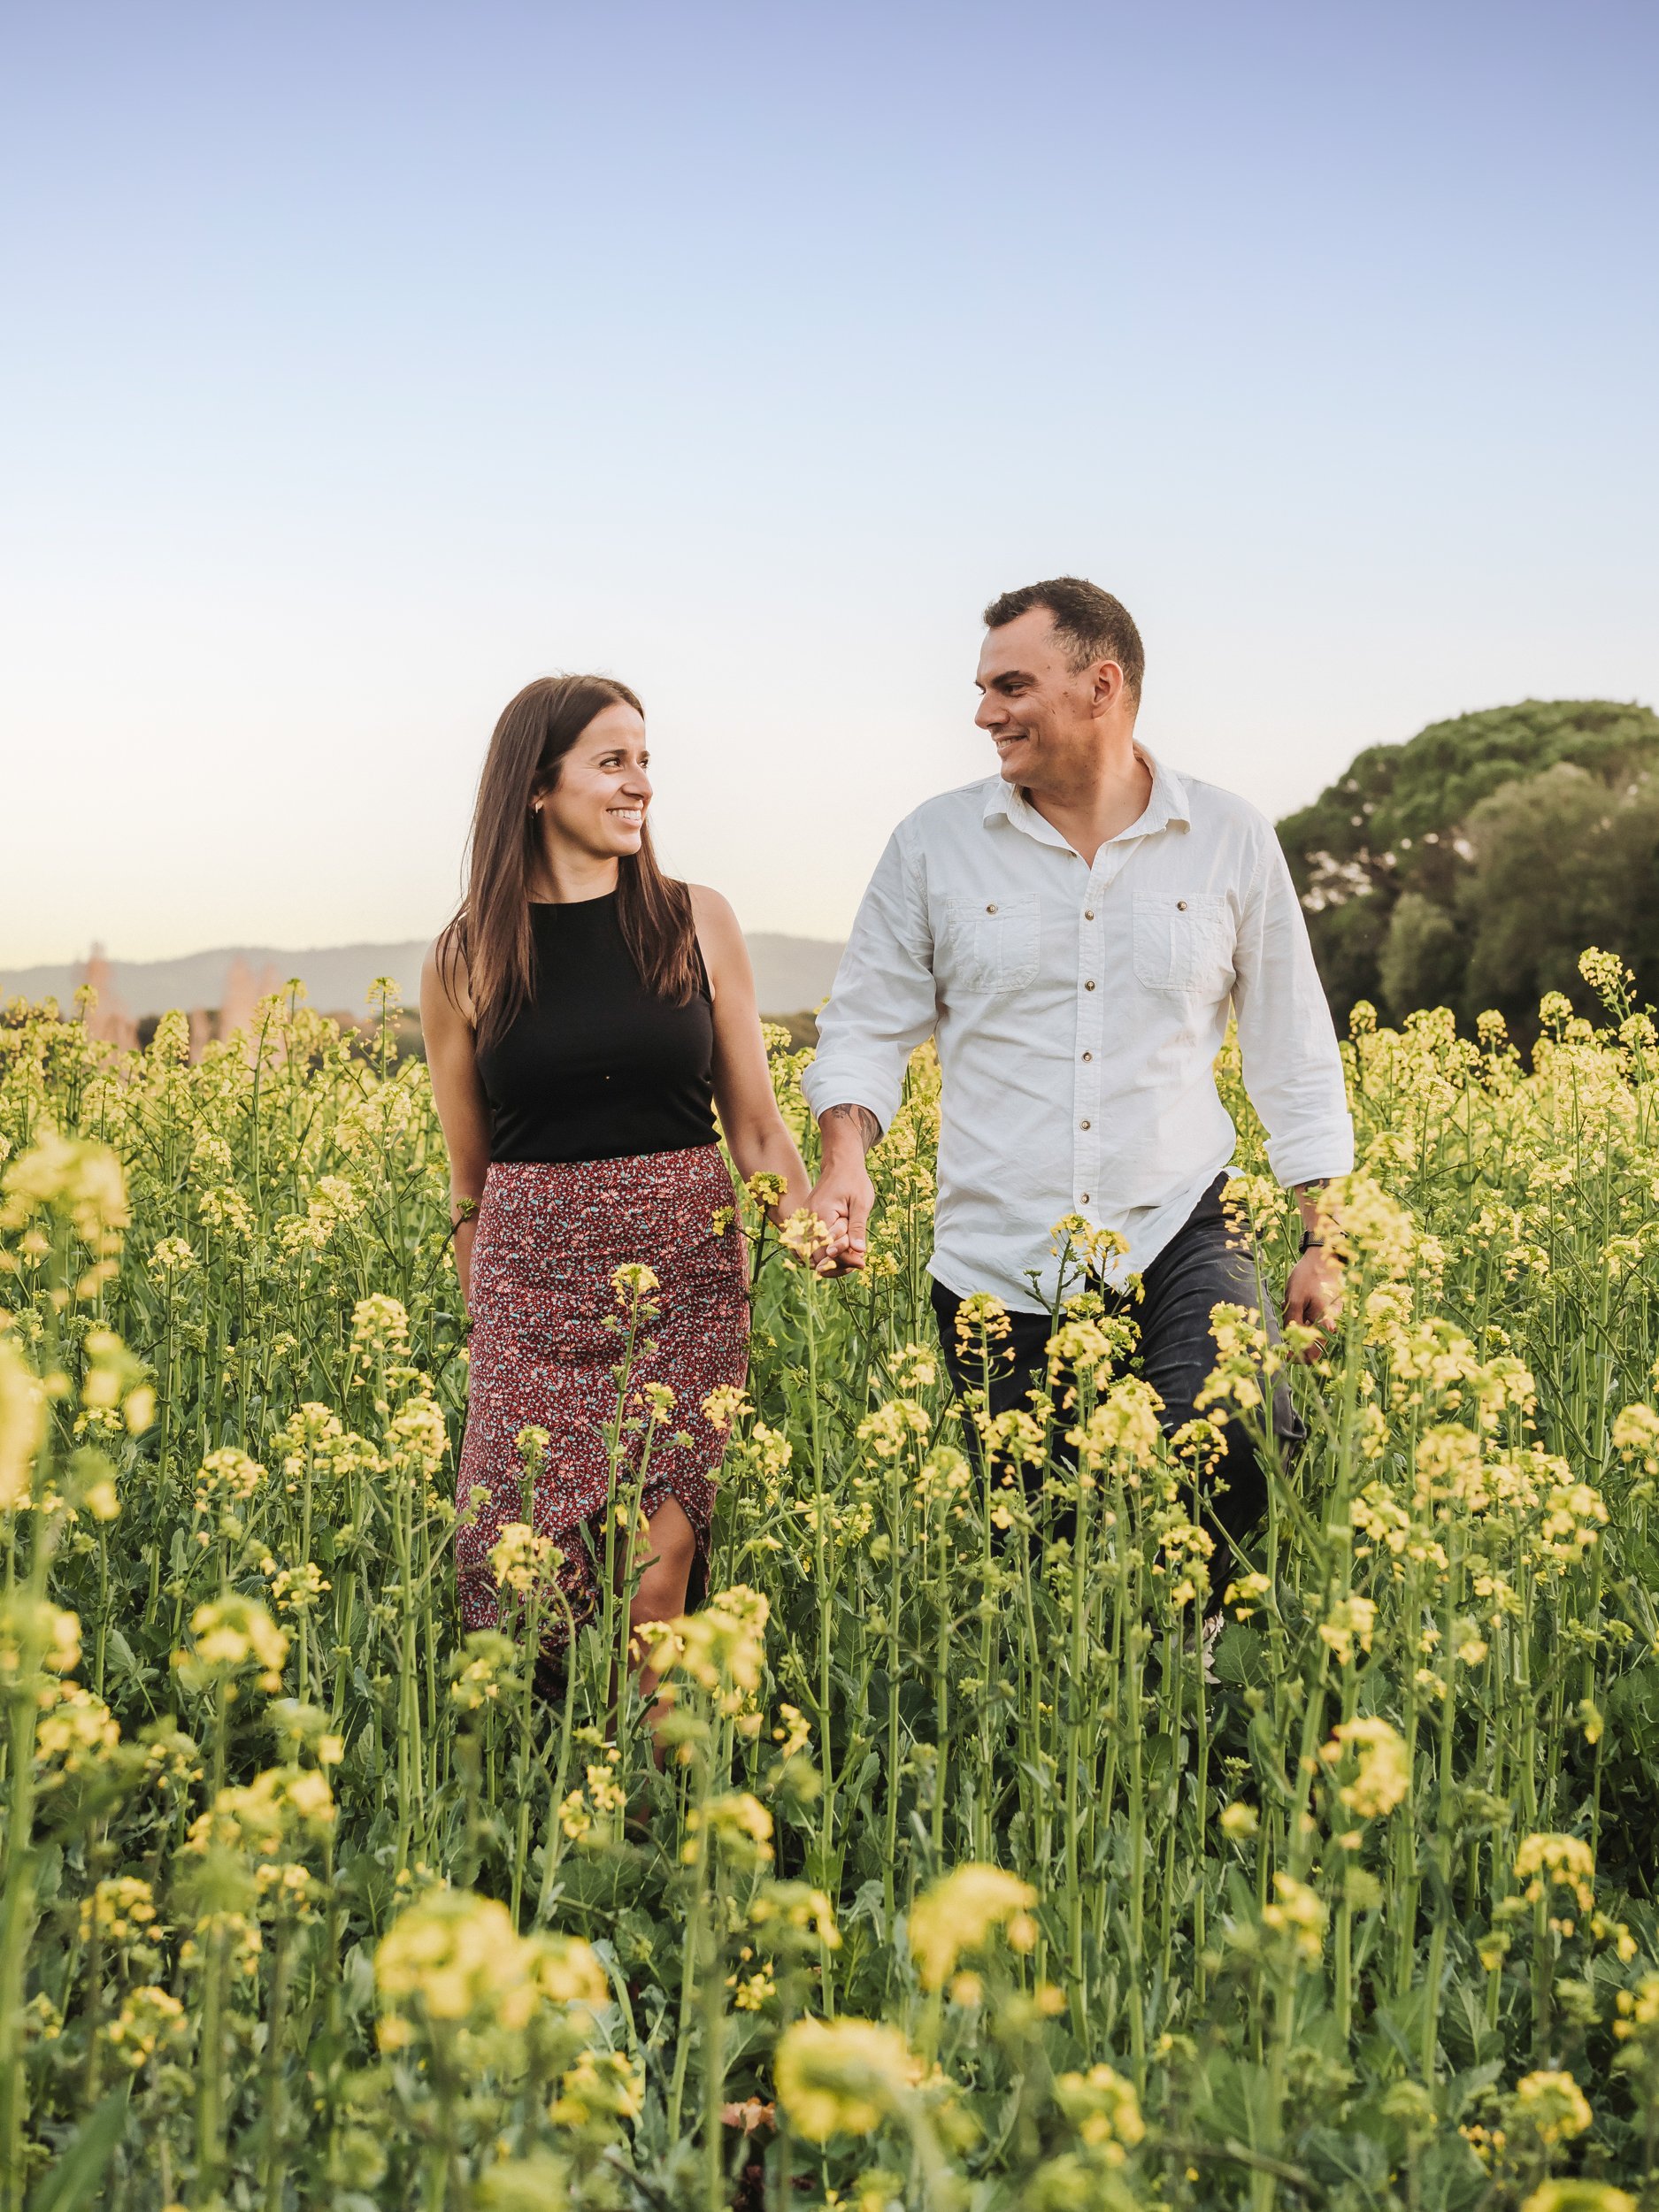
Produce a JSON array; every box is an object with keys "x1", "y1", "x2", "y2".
[{"x1": 4, "y1": 0, "x2": 1655, "y2": 966}]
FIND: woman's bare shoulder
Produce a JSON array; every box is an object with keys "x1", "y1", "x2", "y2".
[
  {"x1": 686, "y1": 886, "x2": 757, "y2": 1013},
  {"x1": 421, "y1": 927, "x2": 474, "y2": 1025},
  {"x1": 686, "y1": 882, "x2": 739, "y2": 929}
]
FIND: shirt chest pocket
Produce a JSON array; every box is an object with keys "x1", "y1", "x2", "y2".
[
  {"x1": 1133, "y1": 892, "x2": 1235, "y2": 995},
  {"x1": 935, "y1": 893, "x2": 1041, "y2": 993}
]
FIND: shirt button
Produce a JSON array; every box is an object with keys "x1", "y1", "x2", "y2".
[
  {"x1": 986, "y1": 902, "x2": 998, "y2": 913},
  {"x1": 1084, "y1": 910, "x2": 1094, "y2": 920},
  {"x1": 1080, "y1": 1194, "x2": 1091, "y2": 1205},
  {"x1": 1084, "y1": 979, "x2": 1095, "y2": 991},
  {"x1": 1177, "y1": 899, "x2": 1187, "y2": 910},
  {"x1": 1079, "y1": 1119, "x2": 1091, "y2": 1131},
  {"x1": 1081, "y1": 1050, "x2": 1093, "y2": 1062}
]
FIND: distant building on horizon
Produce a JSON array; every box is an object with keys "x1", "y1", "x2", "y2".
[{"x1": 73, "y1": 944, "x2": 281, "y2": 1063}]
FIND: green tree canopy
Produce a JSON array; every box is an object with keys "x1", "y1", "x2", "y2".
[{"x1": 1277, "y1": 699, "x2": 1659, "y2": 1032}]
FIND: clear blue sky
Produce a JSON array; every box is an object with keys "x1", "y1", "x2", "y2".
[{"x1": 4, "y1": 0, "x2": 1655, "y2": 964}]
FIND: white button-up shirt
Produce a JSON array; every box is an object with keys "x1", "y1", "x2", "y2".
[{"x1": 803, "y1": 752, "x2": 1354, "y2": 1311}]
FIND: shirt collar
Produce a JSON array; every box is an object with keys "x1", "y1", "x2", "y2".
[{"x1": 981, "y1": 746, "x2": 1191, "y2": 845}]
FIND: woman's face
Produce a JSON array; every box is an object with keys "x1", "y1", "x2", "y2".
[{"x1": 540, "y1": 702, "x2": 652, "y2": 860}]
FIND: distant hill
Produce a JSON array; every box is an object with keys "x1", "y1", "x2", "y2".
[{"x1": 0, "y1": 931, "x2": 846, "y2": 1025}]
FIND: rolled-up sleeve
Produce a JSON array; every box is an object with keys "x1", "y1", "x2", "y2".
[
  {"x1": 802, "y1": 826, "x2": 937, "y2": 1136},
  {"x1": 1231, "y1": 833, "x2": 1355, "y2": 1187}
]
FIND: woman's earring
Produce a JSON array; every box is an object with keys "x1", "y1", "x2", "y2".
[{"x1": 532, "y1": 800, "x2": 542, "y2": 815}]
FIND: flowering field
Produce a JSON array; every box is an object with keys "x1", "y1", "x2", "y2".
[{"x1": 5, "y1": 962, "x2": 1659, "y2": 2212}]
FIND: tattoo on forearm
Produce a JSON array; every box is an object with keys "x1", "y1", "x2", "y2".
[{"x1": 822, "y1": 1103, "x2": 881, "y2": 1152}]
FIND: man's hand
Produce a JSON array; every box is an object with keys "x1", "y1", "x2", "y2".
[
  {"x1": 1283, "y1": 1246, "x2": 1343, "y2": 1347},
  {"x1": 808, "y1": 1104, "x2": 880, "y2": 1272}
]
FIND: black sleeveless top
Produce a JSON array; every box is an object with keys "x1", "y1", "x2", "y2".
[{"x1": 478, "y1": 895, "x2": 718, "y2": 1164}]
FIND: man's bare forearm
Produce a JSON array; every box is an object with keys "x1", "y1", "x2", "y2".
[
  {"x1": 818, "y1": 1103, "x2": 881, "y2": 1156},
  {"x1": 1294, "y1": 1178, "x2": 1333, "y2": 1233}
]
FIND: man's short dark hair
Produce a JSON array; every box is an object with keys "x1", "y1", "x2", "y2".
[{"x1": 982, "y1": 576, "x2": 1145, "y2": 700}]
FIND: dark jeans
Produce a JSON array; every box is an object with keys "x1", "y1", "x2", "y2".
[{"x1": 930, "y1": 1173, "x2": 1303, "y2": 1597}]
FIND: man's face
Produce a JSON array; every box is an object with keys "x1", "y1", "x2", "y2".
[{"x1": 973, "y1": 607, "x2": 1110, "y2": 789}]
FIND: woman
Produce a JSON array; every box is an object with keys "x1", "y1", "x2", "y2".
[{"x1": 421, "y1": 673, "x2": 810, "y2": 1680}]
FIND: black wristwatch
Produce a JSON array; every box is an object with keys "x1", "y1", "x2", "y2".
[{"x1": 1299, "y1": 1231, "x2": 1325, "y2": 1254}]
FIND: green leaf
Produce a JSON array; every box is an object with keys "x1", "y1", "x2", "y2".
[
  {"x1": 1212, "y1": 1624, "x2": 1271, "y2": 1688},
  {"x1": 27, "y1": 2083, "x2": 130, "y2": 2212}
]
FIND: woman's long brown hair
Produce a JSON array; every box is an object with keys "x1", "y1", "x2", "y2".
[{"x1": 438, "y1": 674, "x2": 700, "y2": 1049}]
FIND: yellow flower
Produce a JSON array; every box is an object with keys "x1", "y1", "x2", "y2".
[
  {"x1": 1262, "y1": 1873, "x2": 1326, "y2": 1962},
  {"x1": 951, "y1": 1293, "x2": 1012, "y2": 1349},
  {"x1": 267, "y1": 1560, "x2": 330, "y2": 1616},
  {"x1": 702, "y1": 1384, "x2": 751, "y2": 1432},
  {"x1": 1514, "y1": 1832, "x2": 1595, "y2": 1914},
  {"x1": 1071, "y1": 1378, "x2": 1166, "y2": 1471},
  {"x1": 1317, "y1": 1596, "x2": 1378, "y2": 1667},
  {"x1": 193, "y1": 1448, "x2": 265, "y2": 1509},
  {"x1": 773, "y1": 2016, "x2": 920, "y2": 2140},
  {"x1": 81, "y1": 1876, "x2": 157, "y2": 1942},
  {"x1": 1218, "y1": 1801, "x2": 1258, "y2": 1841},
  {"x1": 731, "y1": 1963, "x2": 777, "y2": 2012},
  {"x1": 685, "y1": 1792, "x2": 774, "y2": 1865},
  {"x1": 1225, "y1": 1571, "x2": 1271, "y2": 1619},
  {"x1": 1, "y1": 1127, "x2": 128, "y2": 1251},
  {"x1": 857, "y1": 1399, "x2": 933, "y2": 1461},
  {"x1": 1055, "y1": 2064, "x2": 1146, "y2": 2162},
  {"x1": 907, "y1": 1862, "x2": 1037, "y2": 1991},
  {"x1": 186, "y1": 1765, "x2": 335, "y2": 1857},
  {"x1": 489, "y1": 1521, "x2": 559, "y2": 1594},
  {"x1": 376, "y1": 1888, "x2": 528, "y2": 2030},
  {"x1": 772, "y1": 1704, "x2": 812, "y2": 1760},
  {"x1": 386, "y1": 1397, "x2": 448, "y2": 1474},
  {"x1": 748, "y1": 1882, "x2": 841, "y2": 1950},
  {"x1": 550, "y1": 2047, "x2": 644, "y2": 2130},
  {"x1": 1511, "y1": 2070, "x2": 1592, "y2": 2147},
  {"x1": 526, "y1": 1932, "x2": 608, "y2": 2008},
  {"x1": 147, "y1": 1235, "x2": 197, "y2": 1279},
  {"x1": 652, "y1": 1585, "x2": 770, "y2": 1715},
  {"x1": 184, "y1": 1595, "x2": 289, "y2": 1691},
  {"x1": 1578, "y1": 947, "x2": 1632, "y2": 1002},
  {"x1": 1521, "y1": 2185, "x2": 1635, "y2": 2212},
  {"x1": 102, "y1": 1984, "x2": 186, "y2": 2070},
  {"x1": 35, "y1": 1687, "x2": 119, "y2": 1770},
  {"x1": 349, "y1": 1293, "x2": 411, "y2": 1362},
  {"x1": 1323, "y1": 1715, "x2": 1409, "y2": 1819},
  {"x1": 776, "y1": 1210, "x2": 829, "y2": 1264}
]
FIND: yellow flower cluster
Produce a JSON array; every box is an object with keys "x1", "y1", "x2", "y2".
[
  {"x1": 1055, "y1": 2064, "x2": 1145, "y2": 2162},
  {"x1": 773, "y1": 2016, "x2": 921, "y2": 2141},
  {"x1": 1514, "y1": 1832, "x2": 1595, "y2": 1916},
  {"x1": 1261, "y1": 1873, "x2": 1325, "y2": 1962},
  {"x1": 375, "y1": 1886, "x2": 606, "y2": 2042},
  {"x1": 907, "y1": 1862, "x2": 1037, "y2": 1991},
  {"x1": 650, "y1": 1584, "x2": 770, "y2": 1717},
  {"x1": 1322, "y1": 1715, "x2": 1409, "y2": 1819}
]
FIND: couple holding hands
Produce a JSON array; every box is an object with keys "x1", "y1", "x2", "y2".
[{"x1": 423, "y1": 574, "x2": 1353, "y2": 1678}]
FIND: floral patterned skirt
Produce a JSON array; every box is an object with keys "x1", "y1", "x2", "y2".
[{"x1": 454, "y1": 1145, "x2": 749, "y2": 1647}]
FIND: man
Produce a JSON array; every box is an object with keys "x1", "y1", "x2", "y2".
[{"x1": 804, "y1": 576, "x2": 1352, "y2": 1593}]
